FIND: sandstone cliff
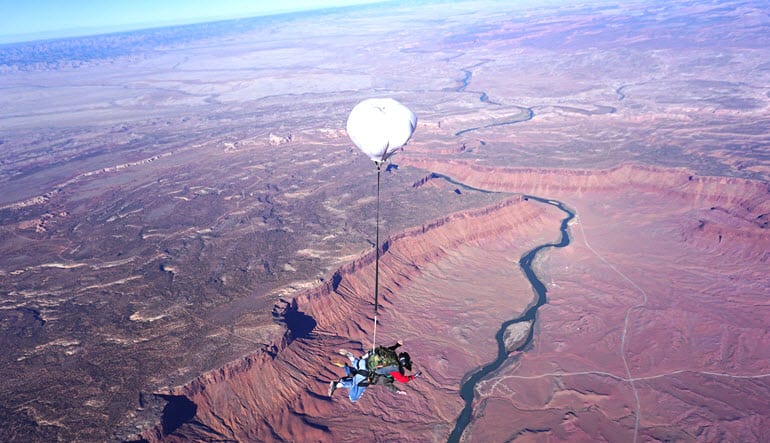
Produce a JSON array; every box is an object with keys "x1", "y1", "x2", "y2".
[{"x1": 139, "y1": 163, "x2": 769, "y2": 442}]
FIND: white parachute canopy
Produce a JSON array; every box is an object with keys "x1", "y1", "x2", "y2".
[{"x1": 346, "y1": 98, "x2": 417, "y2": 163}]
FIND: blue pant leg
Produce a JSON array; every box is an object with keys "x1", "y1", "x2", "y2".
[
  {"x1": 339, "y1": 376, "x2": 356, "y2": 389},
  {"x1": 343, "y1": 358, "x2": 367, "y2": 377},
  {"x1": 338, "y1": 375, "x2": 367, "y2": 402},
  {"x1": 348, "y1": 374, "x2": 368, "y2": 402}
]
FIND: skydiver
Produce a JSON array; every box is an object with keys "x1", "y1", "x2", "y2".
[
  {"x1": 368, "y1": 352, "x2": 422, "y2": 395},
  {"x1": 328, "y1": 349, "x2": 370, "y2": 402},
  {"x1": 328, "y1": 343, "x2": 420, "y2": 401}
]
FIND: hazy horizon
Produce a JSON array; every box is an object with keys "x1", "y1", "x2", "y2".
[{"x1": 0, "y1": 0, "x2": 387, "y2": 44}]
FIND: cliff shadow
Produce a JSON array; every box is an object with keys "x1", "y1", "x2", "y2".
[
  {"x1": 157, "y1": 394, "x2": 197, "y2": 435},
  {"x1": 284, "y1": 305, "x2": 317, "y2": 340}
]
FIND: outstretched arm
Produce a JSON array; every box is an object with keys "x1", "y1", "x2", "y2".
[
  {"x1": 370, "y1": 374, "x2": 404, "y2": 394},
  {"x1": 384, "y1": 381, "x2": 403, "y2": 394},
  {"x1": 390, "y1": 371, "x2": 421, "y2": 383}
]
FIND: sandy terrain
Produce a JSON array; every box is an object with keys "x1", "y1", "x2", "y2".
[
  {"x1": 403, "y1": 162, "x2": 770, "y2": 442},
  {"x1": 1, "y1": 0, "x2": 768, "y2": 441}
]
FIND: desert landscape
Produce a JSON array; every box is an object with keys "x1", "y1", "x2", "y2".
[{"x1": 1, "y1": 0, "x2": 768, "y2": 442}]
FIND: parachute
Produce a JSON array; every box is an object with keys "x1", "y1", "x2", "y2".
[
  {"x1": 346, "y1": 98, "x2": 417, "y2": 163},
  {"x1": 346, "y1": 98, "x2": 417, "y2": 351}
]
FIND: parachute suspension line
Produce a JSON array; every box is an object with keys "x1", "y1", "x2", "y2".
[
  {"x1": 372, "y1": 314, "x2": 378, "y2": 354},
  {"x1": 372, "y1": 161, "x2": 382, "y2": 353}
]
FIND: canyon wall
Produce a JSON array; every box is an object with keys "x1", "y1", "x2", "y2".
[
  {"x1": 139, "y1": 194, "x2": 564, "y2": 442},
  {"x1": 139, "y1": 162, "x2": 769, "y2": 442}
]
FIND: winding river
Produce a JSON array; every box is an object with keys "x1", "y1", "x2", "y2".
[
  {"x1": 446, "y1": 195, "x2": 575, "y2": 443},
  {"x1": 452, "y1": 63, "x2": 534, "y2": 136},
  {"x1": 440, "y1": 63, "x2": 575, "y2": 440}
]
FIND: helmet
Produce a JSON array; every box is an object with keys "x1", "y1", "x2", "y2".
[{"x1": 398, "y1": 352, "x2": 412, "y2": 371}]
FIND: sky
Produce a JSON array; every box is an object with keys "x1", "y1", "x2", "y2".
[{"x1": 0, "y1": 0, "x2": 385, "y2": 44}]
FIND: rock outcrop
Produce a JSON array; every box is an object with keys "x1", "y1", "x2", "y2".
[
  {"x1": 503, "y1": 321, "x2": 533, "y2": 353},
  {"x1": 268, "y1": 132, "x2": 293, "y2": 145}
]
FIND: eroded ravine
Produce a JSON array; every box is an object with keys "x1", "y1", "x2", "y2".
[{"x1": 447, "y1": 195, "x2": 575, "y2": 443}]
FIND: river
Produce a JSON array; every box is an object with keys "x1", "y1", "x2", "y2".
[
  {"x1": 447, "y1": 195, "x2": 575, "y2": 443},
  {"x1": 441, "y1": 63, "x2": 573, "y2": 439}
]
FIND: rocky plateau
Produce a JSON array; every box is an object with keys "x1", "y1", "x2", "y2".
[{"x1": 1, "y1": 0, "x2": 769, "y2": 441}]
